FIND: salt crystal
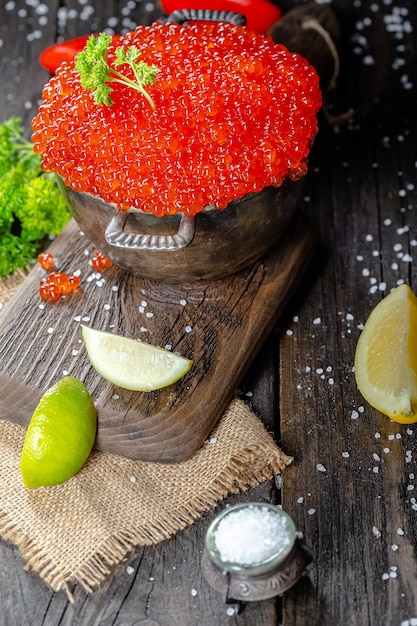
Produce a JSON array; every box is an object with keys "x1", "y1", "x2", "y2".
[
  {"x1": 191, "y1": 588, "x2": 197, "y2": 596},
  {"x1": 307, "y1": 508, "x2": 316, "y2": 516},
  {"x1": 397, "y1": 528, "x2": 405, "y2": 536},
  {"x1": 297, "y1": 497, "x2": 304, "y2": 503},
  {"x1": 342, "y1": 452, "x2": 350, "y2": 458},
  {"x1": 312, "y1": 317, "x2": 321, "y2": 325},
  {"x1": 316, "y1": 463, "x2": 327, "y2": 472},
  {"x1": 213, "y1": 505, "x2": 293, "y2": 565},
  {"x1": 351, "y1": 410, "x2": 359, "y2": 420},
  {"x1": 373, "y1": 526, "x2": 381, "y2": 538}
]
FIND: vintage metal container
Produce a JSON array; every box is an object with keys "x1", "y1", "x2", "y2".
[
  {"x1": 60, "y1": 179, "x2": 303, "y2": 282},
  {"x1": 57, "y1": 8, "x2": 307, "y2": 283},
  {"x1": 201, "y1": 502, "x2": 312, "y2": 607}
]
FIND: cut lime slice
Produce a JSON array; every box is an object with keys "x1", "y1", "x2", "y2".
[{"x1": 81, "y1": 325, "x2": 193, "y2": 391}]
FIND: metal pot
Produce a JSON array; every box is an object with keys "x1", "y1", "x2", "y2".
[
  {"x1": 57, "y1": 8, "x2": 307, "y2": 283},
  {"x1": 59, "y1": 179, "x2": 303, "y2": 282}
]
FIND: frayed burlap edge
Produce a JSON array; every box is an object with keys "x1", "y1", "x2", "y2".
[
  {"x1": 0, "y1": 274, "x2": 293, "y2": 602},
  {"x1": 0, "y1": 401, "x2": 292, "y2": 602}
]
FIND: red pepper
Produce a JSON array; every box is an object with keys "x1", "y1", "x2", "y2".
[
  {"x1": 160, "y1": 0, "x2": 282, "y2": 32},
  {"x1": 39, "y1": 35, "x2": 91, "y2": 73}
]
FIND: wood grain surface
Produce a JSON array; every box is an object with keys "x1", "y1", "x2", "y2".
[
  {"x1": 0, "y1": 215, "x2": 315, "y2": 462},
  {"x1": 1, "y1": 1, "x2": 417, "y2": 625}
]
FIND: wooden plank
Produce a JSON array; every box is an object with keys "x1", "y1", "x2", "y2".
[
  {"x1": 280, "y1": 6, "x2": 417, "y2": 620},
  {"x1": 0, "y1": 214, "x2": 315, "y2": 463}
]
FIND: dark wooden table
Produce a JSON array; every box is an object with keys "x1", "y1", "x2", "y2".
[{"x1": 1, "y1": 1, "x2": 417, "y2": 624}]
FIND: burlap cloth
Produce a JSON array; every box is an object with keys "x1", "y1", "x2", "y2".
[{"x1": 0, "y1": 273, "x2": 292, "y2": 601}]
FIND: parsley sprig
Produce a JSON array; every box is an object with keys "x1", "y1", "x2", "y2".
[
  {"x1": 75, "y1": 33, "x2": 159, "y2": 110},
  {"x1": 0, "y1": 118, "x2": 70, "y2": 276}
]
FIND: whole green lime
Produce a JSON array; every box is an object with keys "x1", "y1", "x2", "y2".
[{"x1": 20, "y1": 376, "x2": 97, "y2": 489}]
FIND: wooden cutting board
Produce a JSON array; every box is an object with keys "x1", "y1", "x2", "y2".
[{"x1": 0, "y1": 213, "x2": 316, "y2": 463}]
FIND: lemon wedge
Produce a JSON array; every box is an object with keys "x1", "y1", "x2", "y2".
[
  {"x1": 81, "y1": 325, "x2": 193, "y2": 391},
  {"x1": 20, "y1": 376, "x2": 97, "y2": 489},
  {"x1": 354, "y1": 283, "x2": 417, "y2": 423}
]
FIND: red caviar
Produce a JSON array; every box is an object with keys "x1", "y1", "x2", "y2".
[
  {"x1": 37, "y1": 251, "x2": 55, "y2": 270},
  {"x1": 91, "y1": 251, "x2": 113, "y2": 271},
  {"x1": 32, "y1": 22, "x2": 321, "y2": 218},
  {"x1": 38, "y1": 252, "x2": 81, "y2": 301}
]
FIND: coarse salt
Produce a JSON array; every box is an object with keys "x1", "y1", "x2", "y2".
[{"x1": 213, "y1": 505, "x2": 293, "y2": 566}]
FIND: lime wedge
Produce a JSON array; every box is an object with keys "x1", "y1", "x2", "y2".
[
  {"x1": 81, "y1": 325, "x2": 193, "y2": 391},
  {"x1": 20, "y1": 376, "x2": 97, "y2": 489}
]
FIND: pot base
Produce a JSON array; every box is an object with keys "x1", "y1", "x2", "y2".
[{"x1": 59, "y1": 180, "x2": 303, "y2": 282}]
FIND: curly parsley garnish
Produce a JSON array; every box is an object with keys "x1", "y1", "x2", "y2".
[
  {"x1": 0, "y1": 118, "x2": 70, "y2": 276},
  {"x1": 75, "y1": 33, "x2": 159, "y2": 110}
]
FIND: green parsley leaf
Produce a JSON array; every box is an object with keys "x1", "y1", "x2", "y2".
[
  {"x1": 75, "y1": 33, "x2": 159, "y2": 110},
  {"x1": 0, "y1": 118, "x2": 70, "y2": 276}
]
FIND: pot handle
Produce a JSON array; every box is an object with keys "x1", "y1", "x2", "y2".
[
  {"x1": 163, "y1": 8, "x2": 246, "y2": 27},
  {"x1": 104, "y1": 210, "x2": 196, "y2": 251}
]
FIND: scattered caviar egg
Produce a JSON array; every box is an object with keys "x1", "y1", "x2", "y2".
[
  {"x1": 91, "y1": 251, "x2": 113, "y2": 271},
  {"x1": 37, "y1": 251, "x2": 55, "y2": 270},
  {"x1": 38, "y1": 269, "x2": 81, "y2": 302},
  {"x1": 32, "y1": 22, "x2": 321, "y2": 218},
  {"x1": 39, "y1": 282, "x2": 61, "y2": 302}
]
